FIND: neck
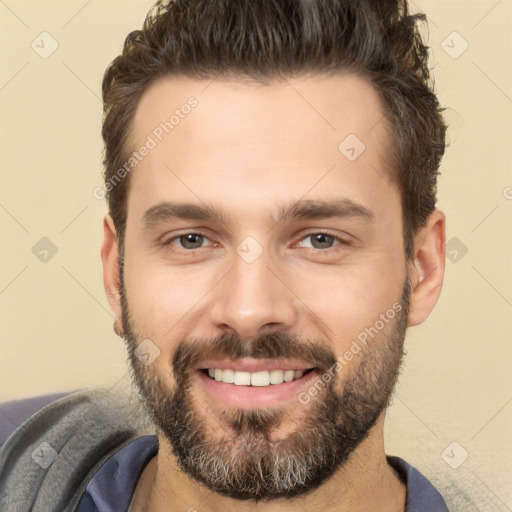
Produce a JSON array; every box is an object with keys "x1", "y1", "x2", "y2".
[{"x1": 130, "y1": 414, "x2": 406, "y2": 512}]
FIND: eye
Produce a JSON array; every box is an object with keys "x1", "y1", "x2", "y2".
[
  {"x1": 296, "y1": 232, "x2": 347, "y2": 250},
  {"x1": 162, "y1": 232, "x2": 213, "y2": 250}
]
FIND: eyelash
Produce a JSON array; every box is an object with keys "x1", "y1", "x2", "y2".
[{"x1": 160, "y1": 231, "x2": 350, "y2": 252}]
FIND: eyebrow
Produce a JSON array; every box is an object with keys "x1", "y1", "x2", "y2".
[
  {"x1": 276, "y1": 198, "x2": 374, "y2": 224},
  {"x1": 141, "y1": 198, "x2": 375, "y2": 229}
]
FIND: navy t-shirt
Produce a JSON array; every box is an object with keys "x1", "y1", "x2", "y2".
[{"x1": 76, "y1": 435, "x2": 449, "y2": 512}]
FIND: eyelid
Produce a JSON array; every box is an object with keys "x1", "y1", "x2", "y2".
[
  {"x1": 293, "y1": 230, "x2": 351, "y2": 249},
  {"x1": 160, "y1": 229, "x2": 351, "y2": 252},
  {"x1": 160, "y1": 230, "x2": 213, "y2": 248}
]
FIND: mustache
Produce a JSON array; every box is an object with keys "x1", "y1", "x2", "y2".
[{"x1": 172, "y1": 331, "x2": 338, "y2": 378}]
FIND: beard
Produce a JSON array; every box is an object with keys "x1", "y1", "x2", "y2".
[{"x1": 119, "y1": 271, "x2": 410, "y2": 502}]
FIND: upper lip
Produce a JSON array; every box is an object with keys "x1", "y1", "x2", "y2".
[{"x1": 196, "y1": 358, "x2": 315, "y2": 373}]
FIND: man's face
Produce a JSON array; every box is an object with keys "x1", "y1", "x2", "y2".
[{"x1": 118, "y1": 74, "x2": 410, "y2": 499}]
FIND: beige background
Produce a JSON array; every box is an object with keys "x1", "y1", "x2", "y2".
[{"x1": 1, "y1": 1, "x2": 511, "y2": 510}]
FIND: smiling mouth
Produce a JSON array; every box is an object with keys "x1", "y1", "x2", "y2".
[{"x1": 199, "y1": 368, "x2": 316, "y2": 387}]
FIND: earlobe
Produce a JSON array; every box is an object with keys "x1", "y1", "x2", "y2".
[
  {"x1": 407, "y1": 210, "x2": 446, "y2": 327},
  {"x1": 101, "y1": 214, "x2": 123, "y2": 323}
]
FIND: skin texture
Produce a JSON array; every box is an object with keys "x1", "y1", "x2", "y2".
[{"x1": 101, "y1": 73, "x2": 446, "y2": 511}]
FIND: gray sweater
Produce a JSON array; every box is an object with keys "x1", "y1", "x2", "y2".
[{"x1": 0, "y1": 389, "x2": 149, "y2": 512}]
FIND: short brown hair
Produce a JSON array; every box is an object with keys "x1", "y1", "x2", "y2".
[{"x1": 102, "y1": 0, "x2": 446, "y2": 259}]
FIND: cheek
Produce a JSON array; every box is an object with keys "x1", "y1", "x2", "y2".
[
  {"x1": 123, "y1": 251, "x2": 217, "y2": 341},
  {"x1": 125, "y1": 268, "x2": 184, "y2": 326},
  {"x1": 123, "y1": 264, "x2": 188, "y2": 381},
  {"x1": 289, "y1": 259, "x2": 405, "y2": 347}
]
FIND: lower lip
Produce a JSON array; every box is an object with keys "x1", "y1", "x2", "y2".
[{"x1": 195, "y1": 369, "x2": 318, "y2": 409}]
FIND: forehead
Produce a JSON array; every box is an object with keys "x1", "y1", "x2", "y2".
[
  {"x1": 127, "y1": 73, "x2": 396, "y2": 223},
  {"x1": 132, "y1": 72, "x2": 388, "y2": 152}
]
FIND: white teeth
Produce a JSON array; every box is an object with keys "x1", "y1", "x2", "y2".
[
  {"x1": 233, "y1": 371, "x2": 251, "y2": 386},
  {"x1": 204, "y1": 368, "x2": 310, "y2": 386},
  {"x1": 251, "y1": 371, "x2": 270, "y2": 386},
  {"x1": 283, "y1": 370, "x2": 295, "y2": 382},
  {"x1": 269, "y1": 369, "x2": 284, "y2": 384},
  {"x1": 221, "y1": 369, "x2": 235, "y2": 384}
]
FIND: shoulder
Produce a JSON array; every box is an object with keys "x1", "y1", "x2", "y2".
[
  {"x1": 0, "y1": 388, "x2": 151, "y2": 512},
  {"x1": 387, "y1": 455, "x2": 449, "y2": 512},
  {"x1": 0, "y1": 390, "x2": 78, "y2": 449}
]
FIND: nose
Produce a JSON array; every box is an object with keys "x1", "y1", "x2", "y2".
[{"x1": 209, "y1": 251, "x2": 297, "y2": 340}]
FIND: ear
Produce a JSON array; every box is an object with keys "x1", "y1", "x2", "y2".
[
  {"x1": 101, "y1": 214, "x2": 123, "y2": 323},
  {"x1": 407, "y1": 209, "x2": 446, "y2": 327}
]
